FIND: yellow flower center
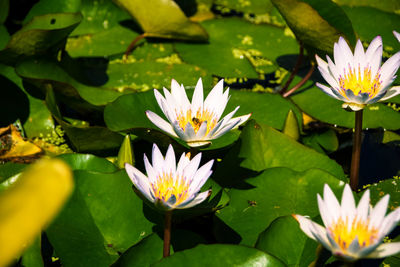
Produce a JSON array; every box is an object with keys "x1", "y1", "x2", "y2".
[
  {"x1": 176, "y1": 109, "x2": 218, "y2": 134},
  {"x1": 150, "y1": 171, "x2": 190, "y2": 205},
  {"x1": 338, "y1": 65, "x2": 382, "y2": 99},
  {"x1": 328, "y1": 217, "x2": 379, "y2": 250}
]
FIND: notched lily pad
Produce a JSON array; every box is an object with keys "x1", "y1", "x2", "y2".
[{"x1": 0, "y1": 13, "x2": 82, "y2": 65}]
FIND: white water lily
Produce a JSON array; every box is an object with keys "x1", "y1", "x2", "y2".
[
  {"x1": 394, "y1": 31, "x2": 400, "y2": 42},
  {"x1": 125, "y1": 144, "x2": 214, "y2": 210},
  {"x1": 315, "y1": 36, "x2": 400, "y2": 111},
  {"x1": 294, "y1": 184, "x2": 400, "y2": 262},
  {"x1": 146, "y1": 78, "x2": 251, "y2": 147}
]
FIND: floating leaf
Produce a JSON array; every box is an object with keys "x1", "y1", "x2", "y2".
[
  {"x1": 23, "y1": 0, "x2": 81, "y2": 24},
  {"x1": 0, "y1": 13, "x2": 82, "y2": 65},
  {"x1": 174, "y1": 17, "x2": 298, "y2": 77},
  {"x1": 256, "y1": 216, "x2": 318, "y2": 267},
  {"x1": 152, "y1": 244, "x2": 285, "y2": 267},
  {"x1": 215, "y1": 167, "x2": 344, "y2": 245},
  {"x1": 237, "y1": 120, "x2": 345, "y2": 178},
  {"x1": 113, "y1": 0, "x2": 208, "y2": 41},
  {"x1": 0, "y1": 158, "x2": 73, "y2": 267},
  {"x1": 271, "y1": 0, "x2": 356, "y2": 55},
  {"x1": 47, "y1": 167, "x2": 154, "y2": 267},
  {"x1": 302, "y1": 129, "x2": 339, "y2": 153}
]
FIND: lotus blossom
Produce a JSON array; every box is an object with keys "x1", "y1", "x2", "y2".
[
  {"x1": 146, "y1": 78, "x2": 251, "y2": 147},
  {"x1": 315, "y1": 36, "x2": 400, "y2": 111},
  {"x1": 125, "y1": 144, "x2": 214, "y2": 210},
  {"x1": 394, "y1": 31, "x2": 400, "y2": 42},
  {"x1": 294, "y1": 184, "x2": 400, "y2": 262}
]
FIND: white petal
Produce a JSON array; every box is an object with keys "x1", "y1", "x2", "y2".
[
  {"x1": 176, "y1": 153, "x2": 190, "y2": 174},
  {"x1": 394, "y1": 31, "x2": 400, "y2": 42},
  {"x1": 379, "y1": 86, "x2": 400, "y2": 101},
  {"x1": 211, "y1": 119, "x2": 242, "y2": 139},
  {"x1": 189, "y1": 159, "x2": 214, "y2": 194},
  {"x1": 214, "y1": 88, "x2": 230, "y2": 120},
  {"x1": 365, "y1": 242, "x2": 400, "y2": 258},
  {"x1": 204, "y1": 79, "x2": 224, "y2": 110},
  {"x1": 177, "y1": 190, "x2": 211, "y2": 209},
  {"x1": 294, "y1": 215, "x2": 331, "y2": 249},
  {"x1": 341, "y1": 184, "x2": 356, "y2": 223},
  {"x1": 171, "y1": 79, "x2": 190, "y2": 108},
  {"x1": 154, "y1": 89, "x2": 174, "y2": 122},
  {"x1": 208, "y1": 106, "x2": 240, "y2": 137},
  {"x1": 183, "y1": 153, "x2": 202, "y2": 180},
  {"x1": 125, "y1": 163, "x2": 154, "y2": 202},
  {"x1": 353, "y1": 40, "x2": 366, "y2": 76},
  {"x1": 165, "y1": 144, "x2": 176, "y2": 174},
  {"x1": 191, "y1": 78, "x2": 204, "y2": 113},
  {"x1": 356, "y1": 189, "x2": 370, "y2": 222},
  {"x1": 146, "y1": 111, "x2": 178, "y2": 138},
  {"x1": 337, "y1": 37, "x2": 354, "y2": 70},
  {"x1": 369, "y1": 194, "x2": 390, "y2": 230},
  {"x1": 195, "y1": 121, "x2": 208, "y2": 139},
  {"x1": 183, "y1": 122, "x2": 197, "y2": 141},
  {"x1": 317, "y1": 65, "x2": 340, "y2": 89},
  {"x1": 316, "y1": 54, "x2": 328, "y2": 69},
  {"x1": 379, "y1": 51, "x2": 400, "y2": 87},
  {"x1": 368, "y1": 42, "x2": 383, "y2": 81},
  {"x1": 151, "y1": 143, "x2": 165, "y2": 172},
  {"x1": 322, "y1": 184, "x2": 341, "y2": 223},
  {"x1": 378, "y1": 208, "x2": 400, "y2": 238},
  {"x1": 365, "y1": 36, "x2": 382, "y2": 62},
  {"x1": 326, "y1": 56, "x2": 340, "y2": 81},
  {"x1": 315, "y1": 83, "x2": 342, "y2": 99},
  {"x1": 318, "y1": 194, "x2": 332, "y2": 226}
]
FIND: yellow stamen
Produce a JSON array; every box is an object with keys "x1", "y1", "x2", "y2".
[
  {"x1": 328, "y1": 217, "x2": 379, "y2": 250},
  {"x1": 176, "y1": 109, "x2": 218, "y2": 135},
  {"x1": 151, "y1": 171, "x2": 190, "y2": 205},
  {"x1": 338, "y1": 65, "x2": 381, "y2": 99}
]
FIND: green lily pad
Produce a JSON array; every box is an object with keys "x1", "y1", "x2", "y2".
[
  {"x1": 0, "y1": 13, "x2": 82, "y2": 65},
  {"x1": 0, "y1": 25, "x2": 10, "y2": 50},
  {"x1": 302, "y1": 129, "x2": 339, "y2": 153},
  {"x1": 112, "y1": 233, "x2": 164, "y2": 267},
  {"x1": 47, "y1": 168, "x2": 154, "y2": 267},
  {"x1": 72, "y1": 0, "x2": 131, "y2": 36},
  {"x1": 0, "y1": 0, "x2": 9, "y2": 24},
  {"x1": 271, "y1": 0, "x2": 356, "y2": 56},
  {"x1": 362, "y1": 178, "x2": 400, "y2": 212},
  {"x1": 152, "y1": 244, "x2": 285, "y2": 267},
  {"x1": 215, "y1": 167, "x2": 344, "y2": 245},
  {"x1": 23, "y1": 0, "x2": 81, "y2": 24},
  {"x1": 256, "y1": 216, "x2": 318, "y2": 267},
  {"x1": 58, "y1": 153, "x2": 118, "y2": 173},
  {"x1": 174, "y1": 17, "x2": 298, "y2": 78},
  {"x1": 237, "y1": 120, "x2": 345, "y2": 178},
  {"x1": 45, "y1": 87, "x2": 124, "y2": 153},
  {"x1": 66, "y1": 24, "x2": 139, "y2": 58},
  {"x1": 0, "y1": 63, "x2": 55, "y2": 138},
  {"x1": 214, "y1": 0, "x2": 275, "y2": 15},
  {"x1": 341, "y1": 6, "x2": 400, "y2": 50},
  {"x1": 290, "y1": 82, "x2": 400, "y2": 130},
  {"x1": 21, "y1": 237, "x2": 44, "y2": 267},
  {"x1": 335, "y1": 0, "x2": 400, "y2": 14},
  {"x1": 113, "y1": 0, "x2": 208, "y2": 41}
]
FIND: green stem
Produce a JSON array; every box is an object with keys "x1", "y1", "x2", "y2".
[
  {"x1": 283, "y1": 63, "x2": 315, "y2": 98},
  {"x1": 350, "y1": 109, "x2": 363, "y2": 192},
  {"x1": 281, "y1": 41, "x2": 304, "y2": 94},
  {"x1": 124, "y1": 33, "x2": 147, "y2": 58},
  {"x1": 163, "y1": 210, "x2": 172, "y2": 257}
]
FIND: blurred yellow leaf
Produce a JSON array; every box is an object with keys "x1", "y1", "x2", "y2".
[{"x1": 0, "y1": 158, "x2": 73, "y2": 267}]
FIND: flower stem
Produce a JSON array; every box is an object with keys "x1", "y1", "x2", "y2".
[
  {"x1": 283, "y1": 63, "x2": 315, "y2": 98},
  {"x1": 281, "y1": 41, "x2": 304, "y2": 94},
  {"x1": 124, "y1": 33, "x2": 147, "y2": 58},
  {"x1": 350, "y1": 110, "x2": 363, "y2": 192},
  {"x1": 163, "y1": 210, "x2": 172, "y2": 257}
]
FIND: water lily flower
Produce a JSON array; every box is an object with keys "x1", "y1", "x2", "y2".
[
  {"x1": 394, "y1": 31, "x2": 400, "y2": 42},
  {"x1": 294, "y1": 184, "x2": 400, "y2": 262},
  {"x1": 146, "y1": 78, "x2": 251, "y2": 147},
  {"x1": 125, "y1": 144, "x2": 214, "y2": 210},
  {"x1": 315, "y1": 36, "x2": 400, "y2": 111}
]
